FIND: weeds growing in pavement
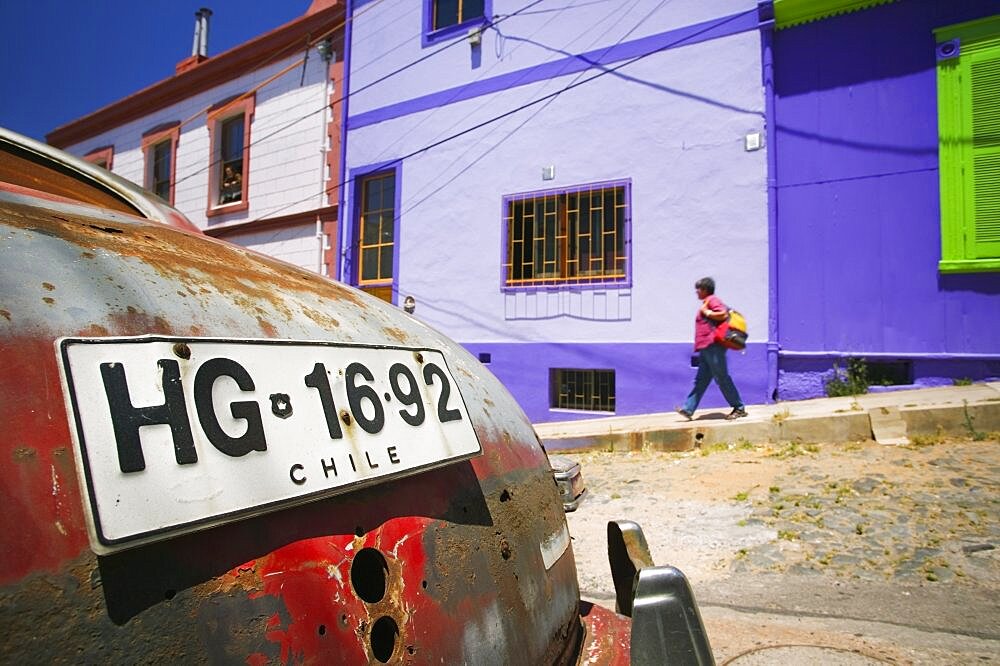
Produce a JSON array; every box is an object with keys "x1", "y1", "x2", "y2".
[
  {"x1": 963, "y1": 400, "x2": 988, "y2": 441},
  {"x1": 825, "y1": 358, "x2": 869, "y2": 397}
]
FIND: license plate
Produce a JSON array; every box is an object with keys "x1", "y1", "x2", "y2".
[{"x1": 57, "y1": 336, "x2": 482, "y2": 553}]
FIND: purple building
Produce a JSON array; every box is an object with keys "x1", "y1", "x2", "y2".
[
  {"x1": 339, "y1": 0, "x2": 999, "y2": 422},
  {"x1": 770, "y1": 0, "x2": 1000, "y2": 399}
]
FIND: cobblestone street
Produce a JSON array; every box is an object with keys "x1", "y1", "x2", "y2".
[{"x1": 565, "y1": 436, "x2": 1000, "y2": 664}]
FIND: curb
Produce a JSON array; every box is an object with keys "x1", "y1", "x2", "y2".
[{"x1": 539, "y1": 395, "x2": 1000, "y2": 454}]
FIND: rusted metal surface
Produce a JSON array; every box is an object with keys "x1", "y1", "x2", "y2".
[
  {"x1": 579, "y1": 602, "x2": 632, "y2": 665},
  {"x1": 0, "y1": 182, "x2": 631, "y2": 661},
  {"x1": 0, "y1": 127, "x2": 199, "y2": 232}
]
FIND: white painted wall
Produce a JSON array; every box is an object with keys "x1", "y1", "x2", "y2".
[{"x1": 65, "y1": 53, "x2": 333, "y2": 271}]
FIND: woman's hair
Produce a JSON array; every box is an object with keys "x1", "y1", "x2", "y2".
[{"x1": 695, "y1": 277, "x2": 715, "y2": 294}]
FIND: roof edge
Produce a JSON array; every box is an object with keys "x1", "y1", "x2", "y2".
[
  {"x1": 47, "y1": 3, "x2": 343, "y2": 149},
  {"x1": 774, "y1": 0, "x2": 896, "y2": 30}
]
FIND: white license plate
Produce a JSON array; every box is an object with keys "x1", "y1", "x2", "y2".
[{"x1": 57, "y1": 336, "x2": 482, "y2": 553}]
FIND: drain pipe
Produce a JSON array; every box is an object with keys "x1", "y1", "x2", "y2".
[
  {"x1": 316, "y1": 39, "x2": 334, "y2": 275},
  {"x1": 336, "y1": 1, "x2": 355, "y2": 282},
  {"x1": 759, "y1": 1, "x2": 779, "y2": 403}
]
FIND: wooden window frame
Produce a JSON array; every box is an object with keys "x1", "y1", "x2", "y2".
[
  {"x1": 502, "y1": 179, "x2": 631, "y2": 290},
  {"x1": 206, "y1": 93, "x2": 254, "y2": 218},
  {"x1": 353, "y1": 167, "x2": 399, "y2": 304},
  {"x1": 936, "y1": 16, "x2": 1000, "y2": 273},
  {"x1": 422, "y1": 0, "x2": 491, "y2": 47},
  {"x1": 141, "y1": 122, "x2": 180, "y2": 206},
  {"x1": 82, "y1": 145, "x2": 114, "y2": 171}
]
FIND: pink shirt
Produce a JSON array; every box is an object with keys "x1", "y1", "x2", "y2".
[{"x1": 694, "y1": 295, "x2": 725, "y2": 351}]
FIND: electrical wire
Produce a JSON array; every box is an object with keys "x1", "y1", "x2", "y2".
[
  {"x1": 170, "y1": 0, "x2": 547, "y2": 190},
  {"x1": 244, "y1": 5, "x2": 758, "y2": 225}
]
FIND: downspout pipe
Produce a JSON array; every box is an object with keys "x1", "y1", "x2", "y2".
[
  {"x1": 336, "y1": 0, "x2": 355, "y2": 282},
  {"x1": 317, "y1": 40, "x2": 334, "y2": 275},
  {"x1": 759, "y1": 0, "x2": 779, "y2": 403}
]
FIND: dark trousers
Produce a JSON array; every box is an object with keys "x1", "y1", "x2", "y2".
[{"x1": 683, "y1": 343, "x2": 744, "y2": 413}]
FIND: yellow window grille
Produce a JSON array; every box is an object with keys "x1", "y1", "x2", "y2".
[{"x1": 504, "y1": 181, "x2": 628, "y2": 287}]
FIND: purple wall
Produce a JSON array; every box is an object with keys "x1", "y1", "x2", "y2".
[
  {"x1": 773, "y1": 0, "x2": 1000, "y2": 398},
  {"x1": 462, "y1": 342, "x2": 767, "y2": 423}
]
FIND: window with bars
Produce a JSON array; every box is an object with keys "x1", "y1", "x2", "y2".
[
  {"x1": 936, "y1": 15, "x2": 1000, "y2": 273},
  {"x1": 551, "y1": 368, "x2": 615, "y2": 412},
  {"x1": 503, "y1": 180, "x2": 630, "y2": 288},
  {"x1": 357, "y1": 171, "x2": 396, "y2": 302}
]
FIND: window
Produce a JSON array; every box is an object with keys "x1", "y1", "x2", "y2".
[
  {"x1": 423, "y1": 0, "x2": 490, "y2": 45},
  {"x1": 356, "y1": 170, "x2": 397, "y2": 302},
  {"x1": 83, "y1": 145, "x2": 114, "y2": 171},
  {"x1": 503, "y1": 180, "x2": 630, "y2": 288},
  {"x1": 551, "y1": 369, "x2": 615, "y2": 412},
  {"x1": 141, "y1": 123, "x2": 179, "y2": 206},
  {"x1": 207, "y1": 93, "x2": 254, "y2": 217},
  {"x1": 936, "y1": 16, "x2": 1000, "y2": 273},
  {"x1": 433, "y1": 0, "x2": 484, "y2": 30}
]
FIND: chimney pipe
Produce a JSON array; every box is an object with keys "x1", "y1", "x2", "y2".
[
  {"x1": 198, "y1": 8, "x2": 212, "y2": 58},
  {"x1": 191, "y1": 10, "x2": 202, "y2": 57}
]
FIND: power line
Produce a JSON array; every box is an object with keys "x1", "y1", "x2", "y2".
[
  {"x1": 171, "y1": 0, "x2": 547, "y2": 190},
  {"x1": 245, "y1": 6, "x2": 758, "y2": 226}
]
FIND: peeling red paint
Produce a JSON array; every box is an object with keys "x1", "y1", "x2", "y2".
[{"x1": 0, "y1": 192, "x2": 633, "y2": 662}]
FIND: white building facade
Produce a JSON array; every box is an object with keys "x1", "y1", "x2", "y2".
[{"x1": 49, "y1": 1, "x2": 346, "y2": 275}]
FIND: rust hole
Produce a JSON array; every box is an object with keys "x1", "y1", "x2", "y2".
[
  {"x1": 499, "y1": 489, "x2": 512, "y2": 502},
  {"x1": 341, "y1": 410, "x2": 352, "y2": 426},
  {"x1": 351, "y1": 548, "x2": 388, "y2": 604},
  {"x1": 421, "y1": 580, "x2": 427, "y2": 589},
  {"x1": 414, "y1": 352, "x2": 423, "y2": 364},
  {"x1": 500, "y1": 536, "x2": 512, "y2": 561},
  {"x1": 695, "y1": 432, "x2": 705, "y2": 442},
  {"x1": 172, "y1": 342, "x2": 191, "y2": 359},
  {"x1": 318, "y1": 624, "x2": 326, "y2": 636},
  {"x1": 370, "y1": 616, "x2": 399, "y2": 663},
  {"x1": 88, "y1": 224, "x2": 124, "y2": 234}
]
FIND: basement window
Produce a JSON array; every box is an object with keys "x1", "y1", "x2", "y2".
[
  {"x1": 866, "y1": 361, "x2": 913, "y2": 387},
  {"x1": 551, "y1": 368, "x2": 615, "y2": 412}
]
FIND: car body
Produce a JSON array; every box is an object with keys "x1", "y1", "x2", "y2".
[{"x1": 0, "y1": 128, "x2": 708, "y2": 664}]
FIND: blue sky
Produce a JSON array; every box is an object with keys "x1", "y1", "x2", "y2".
[{"x1": 0, "y1": 1, "x2": 309, "y2": 141}]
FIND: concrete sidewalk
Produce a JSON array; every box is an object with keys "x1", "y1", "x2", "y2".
[{"x1": 536, "y1": 383, "x2": 1000, "y2": 452}]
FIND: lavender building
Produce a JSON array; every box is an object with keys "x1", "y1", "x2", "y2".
[{"x1": 339, "y1": 0, "x2": 998, "y2": 423}]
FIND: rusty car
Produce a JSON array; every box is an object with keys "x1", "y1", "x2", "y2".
[{"x1": 0, "y1": 127, "x2": 710, "y2": 664}]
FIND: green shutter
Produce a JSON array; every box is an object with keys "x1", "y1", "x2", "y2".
[
  {"x1": 969, "y1": 53, "x2": 1000, "y2": 259},
  {"x1": 936, "y1": 15, "x2": 1000, "y2": 273}
]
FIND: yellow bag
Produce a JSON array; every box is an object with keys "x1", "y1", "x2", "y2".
[{"x1": 715, "y1": 309, "x2": 748, "y2": 350}]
